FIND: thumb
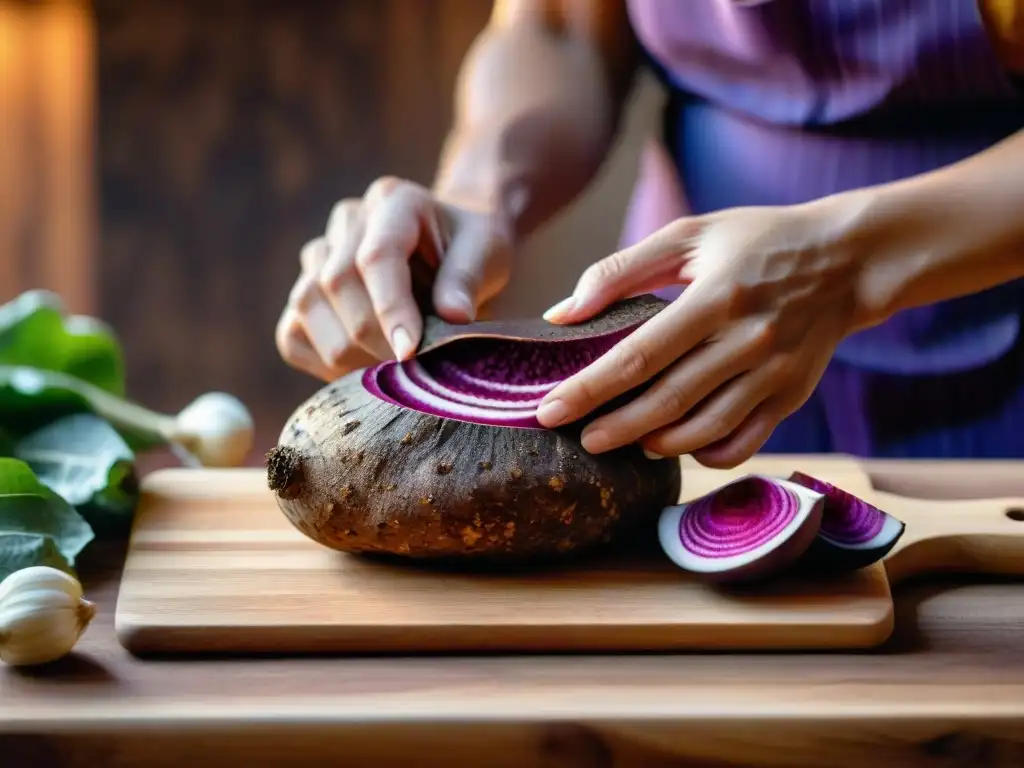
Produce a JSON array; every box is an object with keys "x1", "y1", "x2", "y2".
[
  {"x1": 431, "y1": 222, "x2": 500, "y2": 323},
  {"x1": 544, "y1": 219, "x2": 699, "y2": 324}
]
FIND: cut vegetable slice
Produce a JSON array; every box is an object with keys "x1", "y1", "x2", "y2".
[
  {"x1": 657, "y1": 474, "x2": 825, "y2": 583},
  {"x1": 788, "y1": 471, "x2": 906, "y2": 573}
]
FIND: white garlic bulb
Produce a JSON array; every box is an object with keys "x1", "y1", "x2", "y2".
[
  {"x1": 169, "y1": 392, "x2": 255, "y2": 467},
  {"x1": 0, "y1": 566, "x2": 96, "y2": 667}
]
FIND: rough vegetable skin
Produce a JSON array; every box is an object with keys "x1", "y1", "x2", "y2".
[{"x1": 267, "y1": 295, "x2": 681, "y2": 562}]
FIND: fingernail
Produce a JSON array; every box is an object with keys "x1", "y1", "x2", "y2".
[
  {"x1": 445, "y1": 291, "x2": 476, "y2": 322},
  {"x1": 536, "y1": 398, "x2": 568, "y2": 427},
  {"x1": 542, "y1": 296, "x2": 577, "y2": 322},
  {"x1": 581, "y1": 428, "x2": 609, "y2": 454},
  {"x1": 391, "y1": 326, "x2": 415, "y2": 360},
  {"x1": 643, "y1": 449, "x2": 665, "y2": 460}
]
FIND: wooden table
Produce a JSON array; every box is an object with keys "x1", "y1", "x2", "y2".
[{"x1": 2, "y1": 460, "x2": 1024, "y2": 768}]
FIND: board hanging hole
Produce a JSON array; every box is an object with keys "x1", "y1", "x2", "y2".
[{"x1": 1005, "y1": 508, "x2": 1024, "y2": 522}]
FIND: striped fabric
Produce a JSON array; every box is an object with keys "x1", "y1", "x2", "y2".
[{"x1": 622, "y1": 0, "x2": 1024, "y2": 457}]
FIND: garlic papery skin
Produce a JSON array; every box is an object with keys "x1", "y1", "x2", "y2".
[
  {"x1": 168, "y1": 392, "x2": 255, "y2": 468},
  {"x1": 0, "y1": 566, "x2": 96, "y2": 667}
]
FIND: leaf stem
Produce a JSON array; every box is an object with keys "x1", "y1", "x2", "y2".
[{"x1": 0, "y1": 366, "x2": 177, "y2": 447}]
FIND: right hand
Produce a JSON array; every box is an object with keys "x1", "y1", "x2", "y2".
[{"x1": 276, "y1": 176, "x2": 514, "y2": 381}]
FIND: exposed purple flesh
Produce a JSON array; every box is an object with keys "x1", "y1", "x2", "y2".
[
  {"x1": 788, "y1": 471, "x2": 906, "y2": 573},
  {"x1": 364, "y1": 328, "x2": 632, "y2": 428},
  {"x1": 657, "y1": 475, "x2": 824, "y2": 583}
]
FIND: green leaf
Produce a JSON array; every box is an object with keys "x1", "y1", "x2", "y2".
[
  {"x1": 0, "y1": 365, "x2": 164, "y2": 450},
  {"x1": 0, "y1": 290, "x2": 124, "y2": 396},
  {"x1": 0, "y1": 532, "x2": 72, "y2": 582},
  {"x1": 14, "y1": 413, "x2": 139, "y2": 530},
  {"x1": 0, "y1": 458, "x2": 94, "y2": 571},
  {"x1": 0, "y1": 426, "x2": 16, "y2": 457}
]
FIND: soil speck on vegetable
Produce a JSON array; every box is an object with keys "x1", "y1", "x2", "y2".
[
  {"x1": 510, "y1": 468, "x2": 523, "y2": 480},
  {"x1": 342, "y1": 420, "x2": 361, "y2": 435},
  {"x1": 400, "y1": 433, "x2": 413, "y2": 445},
  {"x1": 436, "y1": 462, "x2": 454, "y2": 475},
  {"x1": 548, "y1": 476, "x2": 565, "y2": 492},
  {"x1": 560, "y1": 503, "x2": 577, "y2": 524},
  {"x1": 478, "y1": 460, "x2": 492, "y2": 472}
]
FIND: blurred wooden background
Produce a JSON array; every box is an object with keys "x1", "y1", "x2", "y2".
[{"x1": 1, "y1": 0, "x2": 660, "y2": 462}]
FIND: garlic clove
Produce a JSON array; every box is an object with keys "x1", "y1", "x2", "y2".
[
  {"x1": 0, "y1": 566, "x2": 83, "y2": 603},
  {"x1": 0, "y1": 566, "x2": 95, "y2": 667}
]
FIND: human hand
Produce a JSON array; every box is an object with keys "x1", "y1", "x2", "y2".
[
  {"x1": 276, "y1": 176, "x2": 514, "y2": 381},
  {"x1": 536, "y1": 203, "x2": 867, "y2": 468}
]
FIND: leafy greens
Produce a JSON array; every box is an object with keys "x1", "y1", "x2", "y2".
[{"x1": 0, "y1": 290, "x2": 143, "y2": 578}]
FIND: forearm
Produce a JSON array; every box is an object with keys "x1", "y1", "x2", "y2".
[
  {"x1": 838, "y1": 128, "x2": 1024, "y2": 329},
  {"x1": 432, "y1": 0, "x2": 638, "y2": 242}
]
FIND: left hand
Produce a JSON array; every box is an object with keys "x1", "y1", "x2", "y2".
[{"x1": 536, "y1": 202, "x2": 868, "y2": 468}]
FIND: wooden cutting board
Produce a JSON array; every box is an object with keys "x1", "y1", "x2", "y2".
[{"x1": 114, "y1": 455, "x2": 1024, "y2": 655}]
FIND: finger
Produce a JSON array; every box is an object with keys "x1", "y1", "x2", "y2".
[
  {"x1": 299, "y1": 234, "x2": 329, "y2": 273},
  {"x1": 577, "y1": 316, "x2": 773, "y2": 453},
  {"x1": 291, "y1": 239, "x2": 352, "y2": 368},
  {"x1": 356, "y1": 183, "x2": 427, "y2": 360},
  {"x1": 542, "y1": 218, "x2": 701, "y2": 325},
  {"x1": 432, "y1": 220, "x2": 508, "y2": 323},
  {"x1": 275, "y1": 308, "x2": 335, "y2": 382},
  {"x1": 536, "y1": 286, "x2": 727, "y2": 429},
  {"x1": 299, "y1": 297, "x2": 377, "y2": 377},
  {"x1": 291, "y1": 251, "x2": 376, "y2": 376},
  {"x1": 690, "y1": 401, "x2": 786, "y2": 470},
  {"x1": 638, "y1": 370, "x2": 769, "y2": 459},
  {"x1": 319, "y1": 202, "x2": 394, "y2": 361}
]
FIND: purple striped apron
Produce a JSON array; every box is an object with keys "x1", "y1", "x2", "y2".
[{"x1": 622, "y1": 0, "x2": 1024, "y2": 458}]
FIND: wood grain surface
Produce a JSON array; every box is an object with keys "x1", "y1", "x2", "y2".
[
  {"x1": 3, "y1": 496, "x2": 1024, "y2": 767},
  {"x1": 112, "y1": 455, "x2": 1024, "y2": 656}
]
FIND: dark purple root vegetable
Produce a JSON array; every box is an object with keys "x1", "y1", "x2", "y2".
[
  {"x1": 657, "y1": 475, "x2": 824, "y2": 583},
  {"x1": 267, "y1": 295, "x2": 681, "y2": 561},
  {"x1": 787, "y1": 471, "x2": 906, "y2": 573}
]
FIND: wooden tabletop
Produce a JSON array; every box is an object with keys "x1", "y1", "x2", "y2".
[{"x1": 2, "y1": 459, "x2": 1024, "y2": 767}]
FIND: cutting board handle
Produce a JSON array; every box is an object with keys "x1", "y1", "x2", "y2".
[{"x1": 877, "y1": 491, "x2": 1024, "y2": 585}]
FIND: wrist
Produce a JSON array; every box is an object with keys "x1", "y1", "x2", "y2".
[
  {"x1": 432, "y1": 128, "x2": 530, "y2": 246},
  {"x1": 813, "y1": 183, "x2": 962, "y2": 333},
  {"x1": 824, "y1": 156, "x2": 1024, "y2": 332}
]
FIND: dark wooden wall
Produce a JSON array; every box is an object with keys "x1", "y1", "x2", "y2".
[{"x1": 94, "y1": 0, "x2": 491, "y2": 457}]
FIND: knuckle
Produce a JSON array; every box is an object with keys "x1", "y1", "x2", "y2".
[
  {"x1": 584, "y1": 253, "x2": 626, "y2": 287},
  {"x1": 716, "y1": 280, "x2": 752, "y2": 320},
  {"x1": 354, "y1": 244, "x2": 389, "y2": 272},
  {"x1": 653, "y1": 382, "x2": 690, "y2": 418},
  {"x1": 317, "y1": 265, "x2": 351, "y2": 295},
  {"x1": 328, "y1": 198, "x2": 360, "y2": 229},
  {"x1": 299, "y1": 238, "x2": 326, "y2": 270},
  {"x1": 366, "y1": 175, "x2": 404, "y2": 201},
  {"x1": 748, "y1": 316, "x2": 779, "y2": 350},
  {"x1": 614, "y1": 344, "x2": 653, "y2": 384},
  {"x1": 768, "y1": 351, "x2": 801, "y2": 385},
  {"x1": 699, "y1": 414, "x2": 732, "y2": 443},
  {"x1": 347, "y1": 313, "x2": 378, "y2": 345}
]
